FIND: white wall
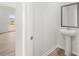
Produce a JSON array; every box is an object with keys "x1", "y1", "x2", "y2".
[
  {"x1": 32, "y1": 2, "x2": 60, "y2": 56},
  {"x1": 0, "y1": 6, "x2": 15, "y2": 33}
]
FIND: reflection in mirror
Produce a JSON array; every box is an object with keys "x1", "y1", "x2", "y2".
[{"x1": 61, "y1": 3, "x2": 79, "y2": 28}]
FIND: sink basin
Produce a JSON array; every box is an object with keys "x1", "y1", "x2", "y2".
[{"x1": 60, "y1": 28, "x2": 77, "y2": 36}]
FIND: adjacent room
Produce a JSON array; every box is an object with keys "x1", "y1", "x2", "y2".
[{"x1": 0, "y1": 3, "x2": 16, "y2": 56}]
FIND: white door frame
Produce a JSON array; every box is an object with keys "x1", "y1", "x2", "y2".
[
  {"x1": 16, "y1": 3, "x2": 24, "y2": 56},
  {"x1": 16, "y1": 2, "x2": 33, "y2": 56}
]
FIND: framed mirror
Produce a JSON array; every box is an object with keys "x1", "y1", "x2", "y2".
[{"x1": 61, "y1": 3, "x2": 79, "y2": 28}]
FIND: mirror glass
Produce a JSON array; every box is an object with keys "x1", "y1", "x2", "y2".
[{"x1": 61, "y1": 3, "x2": 79, "y2": 28}]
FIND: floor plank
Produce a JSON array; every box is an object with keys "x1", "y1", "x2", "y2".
[{"x1": 0, "y1": 32, "x2": 16, "y2": 56}]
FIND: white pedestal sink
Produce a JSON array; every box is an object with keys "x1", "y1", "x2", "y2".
[{"x1": 60, "y1": 28, "x2": 77, "y2": 56}]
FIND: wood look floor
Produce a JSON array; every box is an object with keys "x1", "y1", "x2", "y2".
[
  {"x1": 0, "y1": 32, "x2": 16, "y2": 56},
  {"x1": 48, "y1": 48, "x2": 65, "y2": 56}
]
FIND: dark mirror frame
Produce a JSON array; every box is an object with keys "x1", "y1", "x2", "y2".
[{"x1": 61, "y1": 2, "x2": 79, "y2": 28}]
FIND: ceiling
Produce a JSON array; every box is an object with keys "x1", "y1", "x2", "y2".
[{"x1": 0, "y1": 2, "x2": 16, "y2": 8}]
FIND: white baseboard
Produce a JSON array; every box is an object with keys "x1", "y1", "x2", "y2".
[
  {"x1": 72, "y1": 51, "x2": 78, "y2": 56},
  {"x1": 42, "y1": 47, "x2": 56, "y2": 56}
]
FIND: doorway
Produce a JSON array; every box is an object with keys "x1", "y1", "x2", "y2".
[{"x1": 0, "y1": 3, "x2": 16, "y2": 56}]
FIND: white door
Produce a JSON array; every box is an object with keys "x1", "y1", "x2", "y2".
[
  {"x1": 32, "y1": 3, "x2": 45, "y2": 56},
  {"x1": 25, "y1": 2, "x2": 33, "y2": 56},
  {"x1": 32, "y1": 2, "x2": 59, "y2": 56}
]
